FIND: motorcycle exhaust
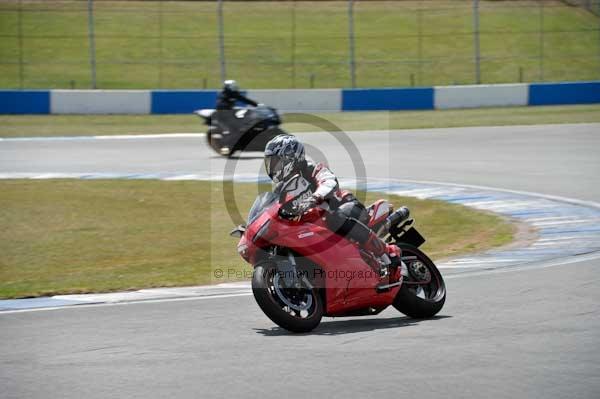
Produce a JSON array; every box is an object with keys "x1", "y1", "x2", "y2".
[
  {"x1": 377, "y1": 206, "x2": 410, "y2": 236},
  {"x1": 387, "y1": 206, "x2": 410, "y2": 228}
]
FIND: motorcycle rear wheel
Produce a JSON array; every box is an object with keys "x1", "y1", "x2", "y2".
[
  {"x1": 252, "y1": 262, "x2": 323, "y2": 333},
  {"x1": 393, "y1": 244, "x2": 446, "y2": 318}
]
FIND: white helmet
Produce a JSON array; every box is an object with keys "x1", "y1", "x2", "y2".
[{"x1": 223, "y1": 79, "x2": 239, "y2": 92}]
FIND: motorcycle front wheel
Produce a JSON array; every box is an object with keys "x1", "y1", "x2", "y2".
[
  {"x1": 252, "y1": 262, "x2": 323, "y2": 333},
  {"x1": 206, "y1": 127, "x2": 235, "y2": 157},
  {"x1": 393, "y1": 244, "x2": 446, "y2": 318}
]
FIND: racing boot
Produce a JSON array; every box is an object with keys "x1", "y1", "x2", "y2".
[
  {"x1": 387, "y1": 244, "x2": 402, "y2": 267},
  {"x1": 387, "y1": 244, "x2": 409, "y2": 277}
]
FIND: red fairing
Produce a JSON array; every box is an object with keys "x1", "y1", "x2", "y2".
[
  {"x1": 367, "y1": 199, "x2": 392, "y2": 229},
  {"x1": 238, "y1": 198, "x2": 401, "y2": 316}
]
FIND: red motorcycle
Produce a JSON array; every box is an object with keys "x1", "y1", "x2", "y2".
[{"x1": 231, "y1": 175, "x2": 446, "y2": 332}]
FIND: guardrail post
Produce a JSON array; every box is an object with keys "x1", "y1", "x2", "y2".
[
  {"x1": 291, "y1": 0, "x2": 297, "y2": 88},
  {"x1": 87, "y1": 0, "x2": 97, "y2": 89},
  {"x1": 348, "y1": 0, "x2": 357, "y2": 88},
  {"x1": 417, "y1": 2, "x2": 423, "y2": 86},
  {"x1": 472, "y1": 0, "x2": 481, "y2": 84},
  {"x1": 539, "y1": 0, "x2": 545, "y2": 81},
  {"x1": 158, "y1": 0, "x2": 164, "y2": 88},
  {"x1": 218, "y1": 0, "x2": 226, "y2": 82},
  {"x1": 17, "y1": 0, "x2": 24, "y2": 89}
]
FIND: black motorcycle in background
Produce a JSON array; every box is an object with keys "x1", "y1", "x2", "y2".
[{"x1": 195, "y1": 105, "x2": 285, "y2": 157}]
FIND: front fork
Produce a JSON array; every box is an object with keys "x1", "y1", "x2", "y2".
[{"x1": 273, "y1": 250, "x2": 314, "y2": 290}]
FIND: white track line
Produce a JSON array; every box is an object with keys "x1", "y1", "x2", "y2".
[
  {"x1": 4, "y1": 250, "x2": 599, "y2": 315},
  {"x1": 387, "y1": 177, "x2": 600, "y2": 210},
  {"x1": 0, "y1": 292, "x2": 253, "y2": 315},
  {"x1": 0, "y1": 133, "x2": 205, "y2": 141}
]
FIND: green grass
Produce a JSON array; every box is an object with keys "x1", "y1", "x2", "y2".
[
  {"x1": 1, "y1": 104, "x2": 599, "y2": 137},
  {"x1": 0, "y1": 0, "x2": 598, "y2": 89},
  {"x1": 0, "y1": 179, "x2": 514, "y2": 298}
]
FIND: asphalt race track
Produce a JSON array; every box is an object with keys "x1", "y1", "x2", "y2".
[{"x1": 1, "y1": 123, "x2": 600, "y2": 398}]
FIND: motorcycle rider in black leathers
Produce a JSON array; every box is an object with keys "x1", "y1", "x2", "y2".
[
  {"x1": 264, "y1": 134, "x2": 406, "y2": 276},
  {"x1": 216, "y1": 80, "x2": 258, "y2": 110}
]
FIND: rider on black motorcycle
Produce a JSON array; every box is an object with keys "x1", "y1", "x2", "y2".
[
  {"x1": 216, "y1": 80, "x2": 258, "y2": 110},
  {"x1": 264, "y1": 134, "x2": 406, "y2": 276}
]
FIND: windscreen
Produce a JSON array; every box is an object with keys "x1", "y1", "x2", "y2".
[
  {"x1": 252, "y1": 106, "x2": 276, "y2": 120},
  {"x1": 247, "y1": 192, "x2": 278, "y2": 225}
]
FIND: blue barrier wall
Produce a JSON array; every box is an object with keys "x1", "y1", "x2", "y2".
[
  {"x1": 342, "y1": 88, "x2": 434, "y2": 111},
  {"x1": 1, "y1": 82, "x2": 599, "y2": 114},
  {"x1": 0, "y1": 90, "x2": 50, "y2": 114},
  {"x1": 529, "y1": 82, "x2": 600, "y2": 106},
  {"x1": 151, "y1": 90, "x2": 218, "y2": 114}
]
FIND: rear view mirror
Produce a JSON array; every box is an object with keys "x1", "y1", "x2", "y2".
[{"x1": 229, "y1": 225, "x2": 246, "y2": 238}]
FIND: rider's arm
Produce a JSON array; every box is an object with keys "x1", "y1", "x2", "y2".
[
  {"x1": 231, "y1": 91, "x2": 259, "y2": 107},
  {"x1": 293, "y1": 162, "x2": 339, "y2": 216},
  {"x1": 311, "y1": 163, "x2": 339, "y2": 202}
]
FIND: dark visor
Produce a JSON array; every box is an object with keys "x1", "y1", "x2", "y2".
[{"x1": 265, "y1": 155, "x2": 283, "y2": 180}]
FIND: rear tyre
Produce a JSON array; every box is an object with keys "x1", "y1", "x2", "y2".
[
  {"x1": 252, "y1": 262, "x2": 323, "y2": 333},
  {"x1": 393, "y1": 244, "x2": 446, "y2": 318}
]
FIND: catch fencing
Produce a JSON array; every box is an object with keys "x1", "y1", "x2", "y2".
[{"x1": 0, "y1": 0, "x2": 599, "y2": 89}]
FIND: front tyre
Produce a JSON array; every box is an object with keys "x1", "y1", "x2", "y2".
[
  {"x1": 252, "y1": 262, "x2": 323, "y2": 333},
  {"x1": 206, "y1": 126, "x2": 221, "y2": 154},
  {"x1": 393, "y1": 244, "x2": 446, "y2": 318}
]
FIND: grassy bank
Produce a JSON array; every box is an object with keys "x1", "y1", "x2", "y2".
[
  {"x1": 0, "y1": 179, "x2": 514, "y2": 298},
  {"x1": 1, "y1": 104, "x2": 599, "y2": 137},
  {"x1": 0, "y1": 1, "x2": 598, "y2": 89}
]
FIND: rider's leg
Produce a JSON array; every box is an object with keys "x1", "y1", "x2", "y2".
[
  {"x1": 362, "y1": 230, "x2": 387, "y2": 257},
  {"x1": 325, "y1": 209, "x2": 391, "y2": 270},
  {"x1": 330, "y1": 199, "x2": 389, "y2": 257}
]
